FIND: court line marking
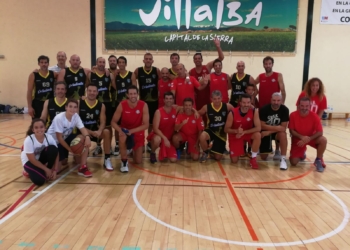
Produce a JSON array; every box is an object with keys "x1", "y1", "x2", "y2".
[
  {"x1": 133, "y1": 179, "x2": 349, "y2": 247},
  {"x1": 0, "y1": 165, "x2": 78, "y2": 225}
]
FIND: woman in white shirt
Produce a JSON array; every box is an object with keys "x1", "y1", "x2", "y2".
[{"x1": 21, "y1": 119, "x2": 59, "y2": 186}]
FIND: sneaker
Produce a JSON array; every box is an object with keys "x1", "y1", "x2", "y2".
[
  {"x1": 280, "y1": 158, "x2": 288, "y2": 170},
  {"x1": 104, "y1": 158, "x2": 114, "y2": 171},
  {"x1": 199, "y1": 152, "x2": 209, "y2": 163},
  {"x1": 120, "y1": 161, "x2": 129, "y2": 173},
  {"x1": 321, "y1": 158, "x2": 326, "y2": 168},
  {"x1": 176, "y1": 149, "x2": 182, "y2": 159},
  {"x1": 113, "y1": 145, "x2": 120, "y2": 156},
  {"x1": 150, "y1": 152, "x2": 157, "y2": 164},
  {"x1": 22, "y1": 170, "x2": 29, "y2": 178},
  {"x1": 92, "y1": 146, "x2": 102, "y2": 156},
  {"x1": 250, "y1": 157, "x2": 259, "y2": 169},
  {"x1": 78, "y1": 165, "x2": 93, "y2": 177},
  {"x1": 147, "y1": 142, "x2": 152, "y2": 153},
  {"x1": 314, "y1": 159, "x2": 324, "y2": 172},
  {"x1": 273, "y1": 150, "x2": 281, "y2": 160}
]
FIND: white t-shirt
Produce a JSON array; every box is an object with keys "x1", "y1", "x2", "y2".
[
  {"x1": 47, "y1": 112, "x2": 85, "y2": 143},
  {"x1": 21, "y1": 134, "x2": 57, "y2": 166},
  {"x1": 48, "y1": 65, "x2": 64, "y2": 73}
]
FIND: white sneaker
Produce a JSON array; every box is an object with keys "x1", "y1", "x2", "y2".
[
  {"x1": 273, "y1": 150, "x2": 281, "y2": 160},
  {"x1": 280, "y1": 158, "x2": 288, "y2": 170},
  {"x1": 104, "y1": 158, "x2": 114, "y2": 171},
  {"x1": 120, "y1": 161, "x2": 129, "y2": 173},
  {"x1": 92, "y1": 146, "x2": 102, "y2": 156}
]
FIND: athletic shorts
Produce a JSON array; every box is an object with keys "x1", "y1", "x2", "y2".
[
  {"x1": 133, "y1": 131, "x2": 145, "y2": 150},
  {"x1": 179, "y1": 132, "x2": 199, "y2": 154},
  {"x1": 203, "y1": 129, "x2": 226, "y2": 155},
  {"x1": 32, "y1": 99, "x2": 45, "y2": 119},
  {"x1": 290, "y1": 139, "x2": 317, "y2": 159},
  {"x1": 259, "y1": 132, "x2": 277, "y2": 154},
  {"x1": 103, "y1": 102, "x2": 113, "y2": 127},
  {"x1": 147, "y1": 132, "x2": 177, "y2": 160},
  {"x1": 58, "y1": 133, "x2": 76, "y2": 161},
  {"x1": 146, "y1": 101, "x2": 158, "y2": 125},
  {"x1": 228, "y1": 134, "x2": 252, "y2": 157}
]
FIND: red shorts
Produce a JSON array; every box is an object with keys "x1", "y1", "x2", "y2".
[
  {"x1": 147, "y1": 132, "x2": 177, "y2": 160},
  {"x1": 179, "y1": 132, "x2": 199, "y2": 154},
  {"x1": 133, "y1": 131, "x2": 145, "y2": 150},
  {"x1": 290, "y1": 139, "x2": 317, "y2": 158},
  {"x1": 228, "y1": 134, "x2": 252, "y2": 157}
]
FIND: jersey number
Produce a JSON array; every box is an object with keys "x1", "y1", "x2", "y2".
[
  {"x1": 146, "y1": 78, "x2": 152, "y2": 83},
  {"x1": 86, "y1": 113, "x2": 94, "y2": 119},
  {"x1": 235, "y1": 85, "x2": 241, "y2": 90},
  {"x1": 214, "y1": 116, "x2": 222, "y2": 122}
]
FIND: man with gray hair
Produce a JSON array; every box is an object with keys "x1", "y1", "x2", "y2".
[
  {"x1": 259, "y1": 92, "x2": 289, "y2": 170},
  {"x1": 198, "y1": 90, "x2": 234, "y2": 162},
  {"x1": 49, "y1": 51, "x2": 67, "y2": 73}
]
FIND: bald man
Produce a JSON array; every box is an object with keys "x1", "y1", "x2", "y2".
[
  {"x1": 158, "y1": 67, "x2": 172, "y2": 108},
  {"x1": 57, "y1": 54, "x2": 91, "y2": 100},
  {"x1": 229, "y1": 61, "x2": 255, "y2": 107},
  {"x1": 171, "y1": 63, "x2": 208, "y2": 108},
  {"x1": 49, "y1": 51, "x2": 67, "y2": 73}
]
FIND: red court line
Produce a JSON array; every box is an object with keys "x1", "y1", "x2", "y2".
[
  {"x1": 0, "y1": 134, "x2": 17, "y2": 149},
  {"x1": 0, "y1": 184, "x2": 36, "y2": 219}
]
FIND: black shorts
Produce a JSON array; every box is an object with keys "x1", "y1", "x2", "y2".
[
  {"x1": 259, "y1": 132, "x2": 277, "y2": 154},
  {"x1": 103, "y1": 102, "x2": 113, "y2": 127},
  {"x1": 203, "y1": 129, "x2": 226, "y2": 155},
  {"x1": 146, "y1": 101, "x2": 158, "y2": 125},
  {"x1": 32, "y1": 100, "x2": 45, "y2": 119}
]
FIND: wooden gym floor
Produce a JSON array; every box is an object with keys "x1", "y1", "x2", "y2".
[{"x1": 1, "y1": 114, "x2": 350, "y2": 250}]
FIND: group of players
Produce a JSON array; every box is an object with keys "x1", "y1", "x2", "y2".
[{"x1": 22, "y1": 39, "x2": 329, "y2": 185}]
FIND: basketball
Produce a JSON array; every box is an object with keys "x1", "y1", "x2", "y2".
[{"x1": 70, "y1": 135, "x2": 86, "y2": 155}]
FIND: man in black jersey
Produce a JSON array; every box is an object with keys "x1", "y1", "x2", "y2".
[
  {"x1": 27, "y1": 55, "x2": 58, "y2": 119},
  {"x1": 79, "y1": 84, "x2": 114, "y2": 171},
  {"x1": 41, "y1": 81, "x2": 67, "y2": 128},
  {"x1": 133, "y1": 53, "x2": 161, "y2": 151},
  {"x1": 229, "y1": 61, "x2": 256, "y2": 107},
  {"x1": 198, "y1": 90, "x2": 234, "y2": 162},
  {"x1": 88, "y1": 57, "x2": 116, "y2": 156},
  {"x1": 169, "y1": 53, "x2": 180, "y2": 79},
  {"x1": 259, "y1": 93, "x2": 289, "y2": 170},
  {"x1": 57, "y1": 54, "x2": 91, "y2": 100}
]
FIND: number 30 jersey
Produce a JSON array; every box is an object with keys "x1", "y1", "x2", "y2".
[{"x1": 206, "y1": 103, "x2": 228, "y2": 141}]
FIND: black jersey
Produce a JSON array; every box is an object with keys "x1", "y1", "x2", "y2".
[
  {"x1": 64, "y1": 68, "x2": 86, "y2": 100},
  {"x1": 90, "y1": 72, "x2": 112, "y2": 103},
  {"x1": 79, "y1": 99, "x2": 102, "y2": 131},
  {"x1": 137, "y1": 67, "x2": 158, "y2": 102},
  {"x1": 115, "y1": 71, "x2": 133, "y2": 102},
  {"x1": 230, "y1": 73, "x2": 251, "y2": 107},
  {"x1": 259, "y1": 104, "x2": 289, "y2": 127},
  {"x1": 206, "y1": 103, "x2": 228, "y2": 141},
  {"x1": 46, "y1": 98, "x2": 67, "y2": 128},
  {"x1": 33, "y1": 71, "x2": 55, "y2": 101},
  {"x1": 169, "y1": 68, "x2": 177, "y2": 76}
]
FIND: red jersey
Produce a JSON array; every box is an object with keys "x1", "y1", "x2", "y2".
[
  {"x1": 189, "y1": 66, "x2": 211, "y2": 110},
  {"x1": 210, "y1": 72, "x2": 229, "y2": 103},
  {"x1": 229, "y1": 107, "x2": 254, "y2": 140},
  {"x1": 158, "y1": 79, "x2": 172, "y2": 108},
  {"x1": 120, "y1": 100, "x2": 145, "y2": 129},
  {"x1": 176, "y1": 112, "x2": 204, "y2": 137},
  {"x1": 288, "y1": 111, "x2": 323, "y2": 142},
  {"x1": 158, "y1": 107, "x2": 177, "y2": 139},
  {"x1": 258, "y1": 72, "x2": 280, "y2": 107},
  {"x1": 171, "y1": 76, "x2": 200, "y2": 107},
  {"x1": 296, "y1": 91, "x2": 327, "y2": 115}
]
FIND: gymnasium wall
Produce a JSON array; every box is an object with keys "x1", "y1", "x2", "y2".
[{"x1": 0, "y1": 0, "x2": 347, "y2": 113}]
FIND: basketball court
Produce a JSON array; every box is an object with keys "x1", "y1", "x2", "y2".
[{"x1": 1, "y1": 114, "x2": 350, "y2": 250}]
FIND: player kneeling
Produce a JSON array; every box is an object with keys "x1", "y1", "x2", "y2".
[
  {"x1": 47, "y1": 99, "x2": 92, "y2": 177},
  {"x1": 224, "y1": 94, "x2": 261, "y2": 169},
  {"x1": 172, "y1": 98, "x2": 204, "y2": 161},
  {"x1": 147, "y1": 92, "x2": 178, "y2": 163}
]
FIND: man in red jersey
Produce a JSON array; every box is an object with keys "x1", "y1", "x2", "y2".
[
  {"x1": 289, "y1": 97, "x2": 327, "y2": 172},
  {"x1": 172, "y1": 98, "x2": 204, "y2": 161},
  {"x1": 158, "y1": 68, "x2": 172, "y2": 108},
  {"x1": 111, "y1": 85, "x2": 149, "y2": 172},
  {"x1": 147, "y1": 92, "x2": 178, "y2": 164},
  {"x1": 189, "y1": 38, "x2": 224, "y2": 110},
  {"x1": 224, "y1": 94, "x2": 261, "y2": 169},
  {"x1": 255, "y1": 56, "x2": 286, "y2": 160},
  {"x1": 171, "y1": 63, "x2": 207, "y2": 108},
  {"x1": 205, "y1": 59, "x2": 231, "y2": 103}
]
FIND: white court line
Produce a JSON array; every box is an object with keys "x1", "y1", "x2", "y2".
[
  {"x1": 133, "y1": 179, "x2": 349, "y2": 247},
  {"x1": 0, "y1": 165, "x2": 78, "y2": 225}
]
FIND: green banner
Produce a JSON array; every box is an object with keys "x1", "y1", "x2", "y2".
[{"x1": 105, "y1": 0, "x2": 298, "y2": 52}]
